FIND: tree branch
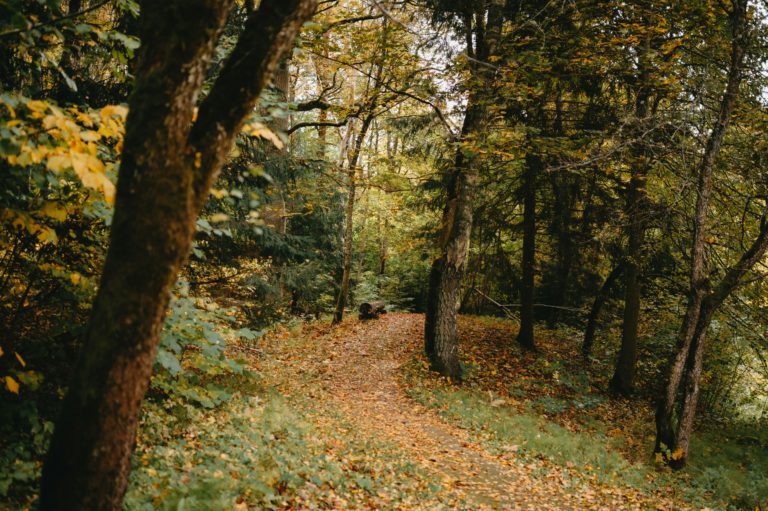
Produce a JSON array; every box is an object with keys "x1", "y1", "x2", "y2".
[
  {"x1": 287, "y1": 119, "x2": 351, "y2": 134},
  {"x1": 189, "y1": 0, "x2": 319, "y2": 206}
]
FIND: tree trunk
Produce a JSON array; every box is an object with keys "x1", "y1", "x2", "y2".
[
  {"x1": 379, "y1": 215, "x2": 388, "y2": 276},
  {"x1": 517, "y1": 152, "x2": 539, "y2": 351},
  {"x1": 654, "y1": 0, "x2": 748, "y2": 467},
  {"x1": 424, "y1": 99, "x2": 485, "y2": 377},
  {"x1": 424, "y1": 0, "x2": 504, "y2": 377},
  {"x1": 611, "y1": 66, "x2": 651, "y2": 394},
  {"x1": 582, "y1": 261, "x2": 624, "y2": 357},
  {"x1": 549, "y1": 176, "x2": 575, "y2": 327},
  {"x1": 39, "y1": 1, "x2": 316, "y2": 508},
  {"x1": 333, "y1": 115, "x2": 373, "y2": 324},
  {"x1": 425, "y1": 255, "x2": 463, "y2": 376},
  {"x1": 611, "y1": 161, "x2": 647, "y2": 395},
  {"x1": 54, "y1": 0, "x2": 82, "y2": 103}
]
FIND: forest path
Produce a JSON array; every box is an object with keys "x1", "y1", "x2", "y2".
[{"x1": 260, "y1": 313, "x2": 670, "y2": 510}]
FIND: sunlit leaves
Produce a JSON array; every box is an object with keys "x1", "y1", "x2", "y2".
[
  {"x1": 1, "y1": 96, "x2": 124, "y2": 206},
  {"x1": 242, "y1": 121, "x2": 285, "y2": 150}
]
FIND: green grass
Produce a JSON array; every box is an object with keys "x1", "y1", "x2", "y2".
[{"x1": 401, "y1": 355, "x2": 768, "y2": 511}]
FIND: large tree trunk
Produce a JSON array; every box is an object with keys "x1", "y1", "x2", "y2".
[
  {"x1": 424, "y1": 0, "x2": 504, "y2": 378},
  {"x1": 654, "y1": 0, "x2": 748, "y2": 468},
  {"x1": 516, "y1": 152, "x2": 539, "y2": 350},
  {"x1": 39, "y1": 1, "x2": 316, "y2": 508},
  {"x1": 424, "y1": 103, "x2": 484, "y2": 376}
]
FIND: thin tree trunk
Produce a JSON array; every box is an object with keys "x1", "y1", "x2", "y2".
[
  {"x1": 39, "y1": 1, "x2": 316, "y2": 508},
  {"x1": 517, "y1": 152, "x2": 539, "y2": 350},
  {"x1": 548, "y1": 176, "x2": 575, "y2": 327},
  {"x1": 333, "y1": 115, "x2": 373, "y2": 324},
  {"x1": 611, "y1": 159, "x2": 647, "y2": 395},
  {"x1": 582, "y1": 261, "x2": 624, "y2": 357},
  {"x1": 379, "y1": 215, "x2": 388, "y2": 276},
  {"x1": 54, "y1": 0, "x2": 82, "y2": 103},
  {"x1": 654, "y1": 0, "x2": 748, "y2": 467},
  {"x1": 611, "y1": 69, "x2": 651, "y2": 394}
]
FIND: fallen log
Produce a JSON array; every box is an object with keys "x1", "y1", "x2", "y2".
[{"x1": 359, "y1": 301, "x2": 387, "y2": 320}]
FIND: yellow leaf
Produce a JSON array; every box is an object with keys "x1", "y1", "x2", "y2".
[
  {"x1": 41, "y1": 202, "x2": 67, "y2": 222},
  {"x1": 671, "y1": 448, "x2": 685, "y2": 461},
  {"x1": 26, "y1": 99, "x2": 48, "y2": 112},
  {"x1": 243, "y1": 122, "x2": 284, "y2": 150},
  {"x1": 5, "y1": 376, "x2": 19, "y2": 394},
  {"x1": 100, "y1": 104, "x2": 128, "y2": 121},
  {"x1": 0, "y1": 346, "x2": 4, "y2": 357},
  {"x1": 79, "y1": 170, "x2": 115, "y2": 204},
  {"x1": 194, "y1": 152, "x2": 202, "y2": 169},
  {"x1": 14, "y1": 352, "x2": 25, "y2": 368},
  {"x1": 27, "y1": 145, "x2": 49, "y2": 164},
  {"x1": 36, "y1": 226, "x2": 58, "y2": 245},
  {"x1": 70, "y1": 272, "x2": 82, "y2": 285},
  {"x1": 70, "y1": 151, "x2": 89, "y2": 177},
  {"x1": 80, "y1": 130, "x2": 101, "y2": 142},
  {"x1": 77, "y1": 111, "x2": 95, "y2": 127},
  {"x1": 46, "y1": 154, "x2": 71, "y2": 172},
  {"x1": 210, "y1": 213, "x2": 229, "y2": 223},
  {"x1": 1, "y1": 99, "x2": 16, "y2": 118}
]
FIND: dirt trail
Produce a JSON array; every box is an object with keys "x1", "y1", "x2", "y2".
[{"x1": 269, "y1": 313, "x2": 681, "y2": 510}]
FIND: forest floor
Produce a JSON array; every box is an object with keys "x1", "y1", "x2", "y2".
[{"x1": 253, "y1": 312, "x2": 708, "y2": 511}]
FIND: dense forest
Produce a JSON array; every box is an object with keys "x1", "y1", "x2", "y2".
[{"x1": 1, "y1": 0, "x2": 768, "y2": 509}]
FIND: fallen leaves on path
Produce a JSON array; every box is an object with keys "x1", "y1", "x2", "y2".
[{"x1": 255, "y1": 313, "x2": 699, "y2": 510}]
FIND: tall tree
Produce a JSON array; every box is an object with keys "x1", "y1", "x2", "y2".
[
  {"x1": 333, "y1": 113, "x2": 375, "y2": 323},
  {"x1": 331, "y1": 15, "x2": 390, "y2": 324},
  {"x1": 39, "y1": 0, "x2": 317, "y2": 508},
  {"x1": 610, "y1": 81, "x2": 652, "y2": 395},
  {"x1": 516, "y1": 151, "x2": 539, "y2": 350},
  {"x1": 655, "y1": 0, "x2": 753, "y2": 468},
  {"x1": 424, "y1": 0, "x2": 505, "y2": 378}
]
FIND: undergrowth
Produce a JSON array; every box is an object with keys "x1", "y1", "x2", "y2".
[{"x1": 126, "y1": 379, "x2": 447, "y2": 510}]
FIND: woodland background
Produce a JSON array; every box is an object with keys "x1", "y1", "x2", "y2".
[{"x1": 1, "y1": 0, "x2": 768, "y2": 509}]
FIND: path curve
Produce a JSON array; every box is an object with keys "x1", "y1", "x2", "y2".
[{"x1": 268, "y1": 313, "x2": 683, "y2": 510}]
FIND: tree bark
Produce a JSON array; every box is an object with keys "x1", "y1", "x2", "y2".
[
  {"x1": 424, "y1": 0, "x2": 504, "y2": 378},
  {"x1": 39, "y1": 1, "x2": 317, "y2": 508},
  {"x1": 379, "y1": 215, "x2": 388, "y2": 276},
  {"x1": 611, "y1": 154, "x2": 648, "y2": 394},
  {"x1": 654, "y1": 0, "x2": 748, "y2": 468},
  {"x1": 517, "y1": 152, "x2": 539, "y2": 350},
  {"x1": 547, "y1": 173, "x2": 575, "y2": 327},
  {"x1": 611, "y1": 67, "x2": 651, "y2": 395},
  {"x1": 582, "y1": 261, "x2": 624, "y2": 358},
  {"x1": 333, "y1": 115, "x2": 373, "y2": 324}
]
